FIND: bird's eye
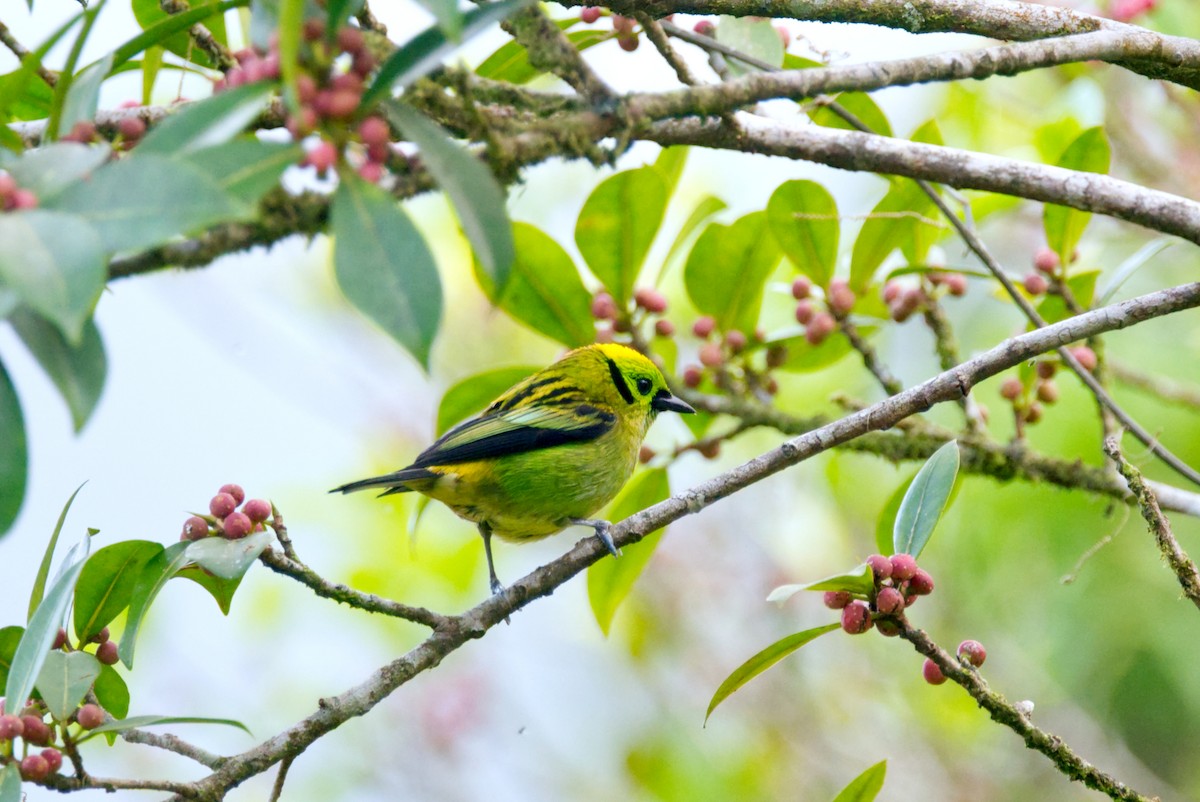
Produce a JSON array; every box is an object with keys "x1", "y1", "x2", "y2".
[{"x1": 635, "y1": 377, "x2": 653, "y2": 396}]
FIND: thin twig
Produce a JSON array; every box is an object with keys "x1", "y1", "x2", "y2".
[
  {"x1": 268, "y1": 755, "x2": 293, "y2": 802},
  {"x1": 638, "y1": 14, "x2": 702, "y2": 86},
  {"x1": 1104, "y1": 436, "x2": 1200, "y2": 610},
  {"x1": 837, "y1": 314, "x2": 903, "y2": 396},
  {"x1": 0, "y1": 19, "x2": 57, "y2": 86},
  {"x1": 121, "y1": 729, "x2": 227, "y2": 769},
  {"x1": 159, "y1": 0, "x2": 237, "y2": 71}
]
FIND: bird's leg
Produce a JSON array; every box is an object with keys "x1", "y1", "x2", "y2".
[
  {"x1": 571, "y1": 518, "x2": 621, "y2": 557},
  {"x1": 478, "y1": 522, "x2": 504, "y2": 595}
]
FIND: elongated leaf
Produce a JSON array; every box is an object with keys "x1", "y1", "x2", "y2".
[
  {"x1": 175, "y1": 564, "x2": 246, "y2": 615},
  {"x1": 327, "y1": 0, "x2": 366, "y2": 32},
  {"x1": 131, "y1": 0, "x2": 230, "y2": 69},
  {"x1": 414, "y1": 0, "x2": 462, "y2": 39},
  {"x1": 893, "y1": 440, "x2": 959, "y2": 557},
  {"x1": 767, "y1": 562, "x2": 873, "y2": 604},
  {"x1": 875, "y1": 472, "x2": 914, "y2": 556},
  {"x1": 94, "y1": 663, "x2": 130, "y2": 720},
  {"x1": 1044, "y1": 127, "x2": 1110, "y2": 265},
  {"x1": 119, "y1": 542, "x2": 191, "y2": 669},
  {"x1": 714, "y1": 16, "x2": 783, "y2": 76},
  {"x1": 185, "y1": 529, "x2": 272, "y2": 580},
  {"x1": 0, "y1": 626, "x2": 23, "y2": 690},
  {"x1": 59, "y1": 53, "x2": 113, "y2": 136},
  {"x1": 849, "y1": 180, "x2": 937, "y2": 292},
  {"x1": 36, "y1": 650, "x2": 101, "y2": 721},
  {"x1": 4, "y1": 143, "x2": 111, "y2": 203},
  {"x1": 27, "y1": 483, "x2": 86, "y2": 621},
  {"x1": 73, "y1": 540, "x2": 162, "y2": 642},
  {"x1": 84, "y1": 714, "x2": 251, "y2": 738},
  {"x1": 810, "y1": 91, "x2": 893, "y2": 138},
  {"x1": 575, "y1": 166, "x2": 669, "y2": 307},
  {"x1": 654, "y1": 146, "x2": 688, "y2": 199},
  {"x1": 51, "y1": 155, "x2": 249, "y2": 255},
  {"x1": 831, "y1": 760, "x2": 887, "y2": 802},
  {"x1": 0, "y1": 361, "x2": 27, "y2": 537},
  {"x1": 0, "y1": 66, "x2": 55, "y2": 122},
  {"x1": 587, "y1": 468, "x2": 670, "y2": 635},
  {"x1": 474, "y1": 222, "x2": 593, "y2": 347},
  {"x1": 684, "y1": 211, "x2": 782, "y2": 335},
  {"x1": 705, "y1": 624, "x2": 840, "y2": 723},
  {"x1": 385, "y1": 101, "x2": 514, "y2": 289},
  {"x1": 0, "y1": 763, "x2": 20, "y2": 802},
  {"x1": 363, "y1": 0, "x2": 529, "y2": 105},
  {"x1": 277, "y1": 0, "x2": 304, "y2": 113},
  {"x1": 1098, "y1": 239, "x2": 1171, "y2": 305},
  {"x1": 0, "y1": 211, "x2": 106, "y2": 344},
  {"x1": 657, "y1": 194, "x2": 727, "y2": 286},
  {"x1": 6, "y1": 537, "x2": 90, "y2": 713},
  {"x1": 437, "y1": 367, "x2": 536, "y2": 435},
  {"x1": 10, "y1": 309, "x2": 106, "y2": 433},
  {"x1": 138, "y1": 81, "x2": 274, "y2": 156},
  {"x1": 332, "y1": 172, "x2": 443, "y2": 368},
  {"x1": 180, "y1": 140, "x2": 301, "y2": 203},
  {"x1": 475, "y1": 28, "x2": 611, "y2": 84},
  {"x1": 767, "y1": 180, "x2": 839, "y2": 288}
]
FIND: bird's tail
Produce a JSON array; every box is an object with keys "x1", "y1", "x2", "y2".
[{"x1": 329, "y1": 467, "x2": 437, "y2": 496}]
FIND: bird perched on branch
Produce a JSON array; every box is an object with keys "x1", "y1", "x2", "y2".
[{"x1": 332, "y1": 343, "x2": 695, "y2": 594}]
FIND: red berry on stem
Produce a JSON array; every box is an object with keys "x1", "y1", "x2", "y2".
[
  {"x1": 210, "y1": 492, "x2": 237, "y2": 519},
  {"x1": 683, "y1": 365, "x2": 703, "y2": 388},
  {"x1": 908, "y1": 569, "x2": 934, "y2": 596},
  {"x1": 725, "y1": 330, "x2": 747, "y2": 353},
  {"x1": 580, "y1": 6, "x2": 602, "y2": 23},
  {"x1": 923, "y1": 658, "x2": 947, "y2": 685},
  {"x1": 699, "y1": 342, "x2": 723, "y2": 368},
  {"x1": 182, "y1": 515, "x2": 209, "y2": 541},
  {"x1": 223, "y1": 512, "x2": 253, "y2": 540},
  {"x1": 77, "y1": 703, "x2": 104, "y2": 730},
  {"x1": 805, "y1": 312, "x2": 835, "y2": 345},
  {"x1": 944, "y1": 273, "x2": 968, "y2": 297},
  {"x1": 117, "y1": 116, "x2": 146, "y2": 141},
  {"x1": 958, "y1": 639, "x2": 987, "y2": 668},
  {"x1": 654, "y1": 318, "x2": 675, "y2": 338},
  {"x1": 302, "y1": 18, "x2": 325, "y2": 41},
  {"x1": 20, "y1": 754, "x2": 49, "y2": 782},
  {"x1": 1035, "y1": 360, "x2": 1057, "y2": 380},
  {"x1": 1033, "y1": 247, "x2": 1060, "y2": 274},
  {"x1": 791, "y1": 276, "x2": 811, "y2": 300},
  {"x1": 794, "y1": 300, "x2": 814, "y2": 325},
  {"x1": 0, "y1": 714, "x2": 24, "y2": 740},
  {"x1": 244, "y1": 498, "x2": 272, "y2": 523},
  {"x1": 1000, "y1": 377, "x2": 1023, "y2": 401},
  {"x1": 827, "y1": 278, "x2": 856, "y2": 315},
  {"x1": 93, "y1": 626, "x2": 110, "y2": 644},
  {"x1": 40, "y1": 748, "x2": 62, "y2": 773},
  {"x1": 823, "y1": 591, "x2": 851, "y2": 610},
  {"x1": 634, "y1": 287, "x2": 668, "y2": 313},
  {"x1": 52, "y1": 627, "x2": 67, "y2": 650},
  {"x1": 1070, "y1": 345, "x2": 1098, "y2": 372},
  {"x1": 590, "y1": 292, "x2": 617, "y2": 320},
  {"x1": 693, "y1": 19, "x2": 714, "y2": 35},
  {"x1": 889, "y1": 553, "x2": 918, "y2": 581},
  {"x1": 337, "y1": 25, "x2": 366, "y2": 56},
  {"x1": 882, "y1": 280, "x2": 903, "y2": 304},
  {"x1": 96, "y1": 640, "x2": 119, "y2": 666},
  {"x1": 617, "y1": 33, "x2": 639, "y2": 52},
  {"x1": 612, "y1": 14, "x2": 634, "y2": 32},
  {"x1": 11, "y1": 189, "x2": 37, "y2": 210},
  {"x1": 1023, "y1": 272, "x2": 1049, "y2": 295},
  {"x1": 20, "y1": 716, "x2": 50, "y2": 745},
  {"x1": 866, "y1": 554, "x2": 892, "y2": 582},
  {"x1": 840, "y1": 600, "x2": 873, "y2": 634},
  {"x1": 638, "y1": 445, "x2": 655, "y2": 464},
  {"x1": 358, "y1": 116, "x2": 390, "y2": 147},
  {"x1": 1036, "y1": 379, "x2": 1059, "y2": 404},
  {"x1": 691, "y1": 316, "x2": 715, "y2": 338},
  {"x1": 875, "y1": 586, "x2": 905, "y2": 615},
  {"x1": 219, "y1": 484, "x2": 246, "y2": 505}
]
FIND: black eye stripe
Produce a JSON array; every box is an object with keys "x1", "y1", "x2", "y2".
[{"x1": 605, "y1": 357, "x2": 636, "y2": 404}]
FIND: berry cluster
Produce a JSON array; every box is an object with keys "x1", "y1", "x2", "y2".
[
  {"x1": 880, "y1": 269, "x2": 968, "y2": 324},
  {"x1": 822, "y1": 553, "x2": 934, "y2": 637},
  {"x1": 790, "y1": 276, "x2": 846, "y2": 346},
  {"x1": 0, "y1": 696, "x2": 106, "y2": 781},
  {"x1": 997, "y1": 345, "x2": 1095, "y2": 428},
  {"x1": 182, "y1": 483, "x2": 273, "y2": 542},
  {"x1": 922, "y1": 639, "x2": 988, "y2": 685},
  {"x1": 590, "y1": 286, "x2": 670, "y2": 343},
  {"x1": 0, "y1": 173, "x2": 37, "y2": 212}
]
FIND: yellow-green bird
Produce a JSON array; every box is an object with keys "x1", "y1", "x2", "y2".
[{"x1": 332, "y1": 343, "x2": 695, "y2": 593}]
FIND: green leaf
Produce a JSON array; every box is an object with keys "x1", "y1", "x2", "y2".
[
  {"x1": 116, "y1": 1, "x2": 243, "y2": 69},
  {"x1": 180, "y1": 140, "x2": 302, "y2": 203},
  {"x1": 131, "y1": 0, "x2": 230, "y2": 69},
  {"x1": 893, "y1": 440, "x2": 959, "y2": 557},
  {"x1": 1043, "y1": 127, "x2": 1110, "y2": 265},
  {"x1": 414, "y1": 0, "x2": 463, "y2": 39},
  {"x1": 849, "y1": 180, "x2": 937, "y2": 293},
  {"x1": 119, "y1": 542, "x2": 191, "y2": 669},
  {"x1": 831, "y1": 760, "x2": 887, "y2": 802},
  {"x1": 587, "y1": 468, "x2": 670, "y2": 635},
  {"x1": 35, "y1": 650, "x2": 100, "y2": 721},
  {"x1": 767, "y1": 180, "x2": 839, "y2": 288},
  {"x1": 874, "y1": 473, "x2": 913, "y2": 556},
  {"x1": 0, "y1": 67, "x2": 54, "y2": 121},
  {"x1": 0, "y1": 210, "x2": 106, "y2": 344},
  {"x1": 94, "y1": 663, "x2": 130, "y2": 720},
  {"x1": 384, "y1": 101, "x2": 514, "y2": 290},
  {"x1": 658, "y1": 194, "x2": 727, "y2": 285},
  {"x1": 84, "y1": 714, "x2": 251, "y2": 739},
  {"x1": 705, "y1": 624, "x2": 840, "y2": 724},
  {"x1": 138, "y1": 81, "x2": 275, "y2": 156},
  {"x1": 331, "y1": 172, "x2": 443, "y2": 369},
  {"x1": 1098, "y1": 240, "x2": 1171, "y2": 306},
  {"x1": 684, "y1": 211, "x2": 782, "y2": 335},
  {"x1": 575, "y1": 166, "x2": 669, "y2": 307},
  {"x1": 769, "y1": 325, "x2": 876, "y2": 373},
  {"x1": 714, "y1": 16, "x2": 783, "y2": 76},
  {"x1": 364, "y1": 0, "x2": 529, "y2": 105},
  {"x1": 0, "y1": 626, "x2": 23, "y2": 690},
  {"x1": 0, "y1": 763, "x2": 20, "y2": 802},
  {"x1": 0, "y1": 361, "x2": 27, "y2": 537},
  {"x1": 175, "y1": 564, "x2": 245, "y2": 615},
  {"x1": 141, "y1": 45, "x2": 164, "y2": 105},
  {"x1": 474, "y1": 222, "x2": 594, "y2": 347},
  {"x1": 4, "y1": 143, "x2": 111, "y2": 203},
  {"x1": 475, "y1": 27, "x2": 611, "y2": 84},
  {"x1": 73, "y1": 540, "x2": 162, "y2": 643},
  {"x1": 326, "y1": 0, "x2": 366, "y2": 32},
  {"x1": 50, "y1": 155, "x2": 249, "y2": 255},
  {"x1": 59, "y1": 53, "x2": 113, "y2": 136},
  {"x1": 1034, "y1": 269, "x2": 1100, "y2": 324},
  {"x1": 27, "y1": 483, "x2": 86, "y2": 622},
  {"x1": 7, "y1": 536, "x2": 90, "y2": 714},
  {"x1": 654, "y1": 146, "x2": 688, "y2": 199},
  {"x1": 277, "y1": 0, "x2": 304, "y2": 113},
  {"x1": 10, "y1": 309, "x2": 106, "y2": 433},
  {"x1": 184, "y1": 529, "x2": 272, "y2": 580},
  {"x1": 437, "y1": 367, "x2": 537, "y2": 436},
  {"x1": 766, "y1": 562, "x2": 874, "y2": 604},
  {"x1": 810, "y1": 92, "x2": 893, "y2": 138}
]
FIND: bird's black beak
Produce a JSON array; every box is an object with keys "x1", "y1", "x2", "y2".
[{"x1": 652, "y1": 390, "x2": 696, "y2": 414}]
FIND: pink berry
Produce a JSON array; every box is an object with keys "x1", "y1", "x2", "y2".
[
  {"x1": 358, "y1": 116, "x2": 390, "y2": 147},
  {"x1": 305, "y1": 140, "x2": 339, "y2": 174},
  {"x1": 823, "y1": 591, "x2": 852, "y2": 610},
  {"x1": 840, "y1": 600, "x2": 873, "y2": 634},
  {"x1": 889, "y1": 553, "x2": 918, "y2": 581},
  {"x1": 1023, "y1": 272, "x2": 1049, "y2": 295},
  {"x1": 683, "y1": 365, "x2": 703, "y2": 388},
  {"x1": 243, "y1": 498, "x2": 272, "y2": 523},
  {"x1": 20, "y1": 716, "x2": 50, "y2": 745},
  {"x1": 794, "y1": 300, "x2": 814, "y2": 325},
  {"x1": 0, "y1": 714, "x2": 24, "y2": 740},
  {"x1": 617, "y1": 33, "x2": 639, "y2": 52},
  {"x1": 580, "y1": 6, "x2": 602, "y2": 23},
  {"x1": 612, "y1": 14, "x2": 634, "y2": 32},
  {"x1": 944, "y1": 273, "x2": 968, "y2": 296},
  {"x1": 182, "y1": 515, "x2": 209, "y2": 541},
  {"x1": 791, "y1": 277, "x2": 811, "y2": 300},
  {"x1": 693, "y1": 19, "x2": 714, "y2": 35},
  {"x1": 923, "y1": 658, "x2": 946, "y2": 685},
  {"x1": 329, "y1": 72, "x2": 365, "y2": 94},
  {"x1": 827, "y1": 279, "x2": 856, "y2": 315},
  {"x1": 908, "y1": 569, "x2": 935, "y2": 596},
  {"x1": 1026, "y1": 402, "x2": 1044, "y2": 424},
  {"x1": 591, "y1": 292, "x2": 617, "y2": 320},
  {"x1": 52, "y1": 627, "x2": 67, "y2": 650},
  {"x1": 691, "y1": 316, "x2": 715, "y2": 338},
  {"x1": 11, "y1": 188, "x2": 37, "y2": 209},
  {"x1": 1033, "y1": 247, "x2": 1060, "y2": 274},
  {"x1": 654, "y1": 318, "x2": 675, "y2": 338},
  {"x1": 882, "y1": 280, "x2": 903, "y2": 304},
  {"x1": 699, "y1": 342, "x2": 723, "y2": 368},
  {"x1": 351, "y1": 50, "x2": 377, "y2": 78},
  {"x1": 1070, "y1": 345, "x2": 1098, "y2": 372},
  {"x1": 210, "y1": 492, "x2": 237, "y2": 519},
  {"x1": 76, "y1": 704, "x2": 104, "y2": 730},
  {"x1": 804, "y1": 312, "x2": 835, "y2": 345},
  {"x1": 634, "y1": 287, "x2": 668, "y2": 314},
  {"x1": 866, "y1": 554, "x2": 891, "y2": 582},
  {"x1": 96, "y1": 640, "x2": 119, "y2": 665},
  {"x1": 957, "y1": 639, "x2": 987, "y2": 668},
  {"x1": 724, "y1": 330, "x2": 747, "y2": 353},
  {"x1": 337, "y1": 25, "x2": 365, "y2": 56},
  {"x1": 1036, "y1": 379, "x2": 1059, "y2": 404},
  {"x1": 295, "y1": 73, "x2": 318, "y2": 104},
  {"x1": 875, "y1": 586, "x2": 904, "y2": 615},
  {"x1": 302, "y1": 18, "x2": 325, "y2": 41},
  {"x1": 1000, "y1": 377, "x2": 1023, "y2": 401},
  {"x1": 92, "y1": 626, "x2": 110, "y2": 644},
  {"x1": 223, "y1": 512, "x2": 253, "y2": 540},
  {"x1": 219, "y1": 483, "x2": 246, "y2": 505},
  {"x1": 40, "y1": 748, "x2": 62, "y2": 774},
  {"x1": 1036, "y1": 360, "x2": 1057, "y2": 380},
  {"x1": 117, "y1": 116, "x2": 146, "y2": 141},
  {"x1": 19, "y1": 754, "x2": 49, "y2": 781},
  {"x1": 775, "y1": 24, "x2": 791, "y2": 47},
  {"x1": 323, "y1": 89, "x2": 361, "y2": 120}
]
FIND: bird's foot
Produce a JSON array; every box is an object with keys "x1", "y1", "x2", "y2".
[{"x1": 572, "y1": 518, "x2": 621, "y2": 557}]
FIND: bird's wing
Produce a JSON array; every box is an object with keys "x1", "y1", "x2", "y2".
[{"x1": 412, "y1": 403, "x2": 617, "y2": 468}]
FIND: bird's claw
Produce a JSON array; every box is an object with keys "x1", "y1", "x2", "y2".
[{"x1": 573, "y1": 518, "x2": 620, "y2": 557}]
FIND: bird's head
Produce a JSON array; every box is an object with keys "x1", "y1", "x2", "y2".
[{"x1": 569, "y1": 344, "x2": 695, "y2": 417}]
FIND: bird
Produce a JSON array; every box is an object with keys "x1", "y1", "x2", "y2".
[{"x1": 331, "y1": 343, "x2": 695, "y2": 594}]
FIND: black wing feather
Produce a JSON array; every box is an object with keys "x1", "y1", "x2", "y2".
[{"x1": 412, "y1": 408, "x2": 615, "y2": 468}]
